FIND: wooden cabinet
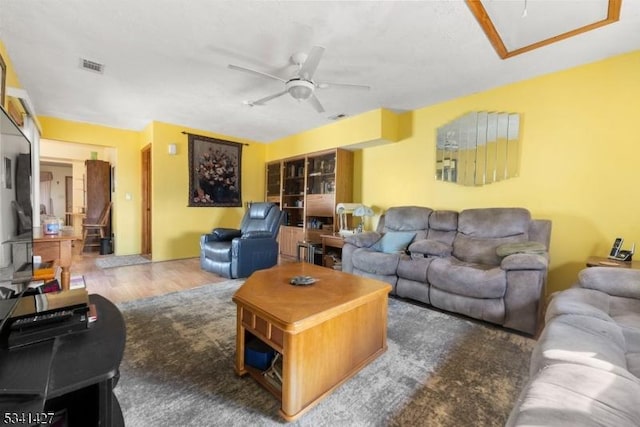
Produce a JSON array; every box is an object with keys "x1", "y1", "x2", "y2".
[
  {"x1": 278, "y1": 226, "x2": 305, "y2": 259},
  {"x1": 266, "y1": 149, "x2": 353, "y2": 259},
  {"x1": 84, "y1": 160, "x2": 111, "y2": 251}
]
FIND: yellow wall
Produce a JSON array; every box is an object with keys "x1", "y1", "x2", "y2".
[
  {"x1": 147, "y1": 121, "x2": 264, "y2": 260},
  {"x1": 269, "y1": 51, "x2": 640, "y2": 295},
  {"x1": 0, "y1": 41, "x2": 23, "y2": 108},
  {"x1": 38, "y1": 117, "x2": 143, "y2": 255}
]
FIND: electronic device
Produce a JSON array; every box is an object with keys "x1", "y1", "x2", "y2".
[
  {"x1": 614, "y1": 243, "x2": 635, "y2": 262},
  {"x1": 608, "y1": 237, "x2": 624, "y2": 259},
  {"x1": 608, "y1": 238, "x2": 635, "y2": 262}
]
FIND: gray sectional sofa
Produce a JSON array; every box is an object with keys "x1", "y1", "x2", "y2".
[
  {"x1": 342, "y1": 206, "x2": 551, "y2": 335},
  {"x1": 507, "y1": 267, "x2": 640, "y2": 426}
]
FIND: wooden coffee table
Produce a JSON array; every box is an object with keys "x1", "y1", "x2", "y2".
[{"x1": 232, "y1": 263, "x2": 392, "y2": 421}]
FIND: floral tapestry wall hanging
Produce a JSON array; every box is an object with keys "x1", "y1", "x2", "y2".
[{"x1": 188, "y1": 133, "x2": 242, "y2": 207}]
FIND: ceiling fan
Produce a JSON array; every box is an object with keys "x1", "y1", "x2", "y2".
[{"x1": 228, "y1": 46, "x2": 370, "y2": 113}]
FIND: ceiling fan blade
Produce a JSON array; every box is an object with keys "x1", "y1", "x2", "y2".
[
  {"x1": 307, "y1": 94, "x2": 325, "y2": 113},
  {"x1": 299, "y1": 46, "x2": 325, "y2": 80},
  {"x1": 251, "y1": 90, "x2": 288, "y2": 105},
  {"x1": 228, "y1": 64, "x2": 286, "y2": 83},
  {"x1": 317, "y1": 81, "x2": 371, "y2": 90}
]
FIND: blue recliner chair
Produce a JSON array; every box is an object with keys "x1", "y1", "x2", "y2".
[{"x1": 200, "y1": 202, "x2": 284, "y2": 278}]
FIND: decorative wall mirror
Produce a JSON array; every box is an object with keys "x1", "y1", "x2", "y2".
[{"x1": 436, "y1": 111, "x2": 521, "y2": 186}]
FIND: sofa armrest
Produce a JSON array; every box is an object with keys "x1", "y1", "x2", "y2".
[
  {"x1": 578, "y1": 267, "x2": 640, "y2": 299},
  {"x1": 500, "y1": 253, "x2": 549, "y2": 271},
  {"x1": 408, "y1": 239, "x2": 452, "y2": 257},
  {"x1": 343, "y1": 231, "x2": 382, "y2": 248}
]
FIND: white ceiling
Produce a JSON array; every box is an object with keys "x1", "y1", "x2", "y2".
[{"x1": 1, "y1": 0, "x2": 639, "y2": 143}]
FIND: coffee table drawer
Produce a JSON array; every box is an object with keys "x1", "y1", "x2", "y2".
[{"x1": 241, "y1": 308, "x2": 284, "y2": 350}]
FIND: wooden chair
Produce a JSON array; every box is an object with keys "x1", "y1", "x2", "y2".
[{"x1": 82, "y1": 202, "x2": 112, "y2": 253}]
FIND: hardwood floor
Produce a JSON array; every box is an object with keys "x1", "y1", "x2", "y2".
[{"x1": 74, "y1": 253, "x2": 229, "y2": 304}]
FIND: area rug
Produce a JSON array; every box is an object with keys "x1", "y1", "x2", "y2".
[
  {"x1": 115, "y1": 280, "x2": 534, "y2": 426},
  {"x1": 95, "y1": 254, "x2": 151, "y2": 269}
]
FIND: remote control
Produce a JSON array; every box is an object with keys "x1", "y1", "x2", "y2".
[{"x1": 10, "y1": 310, "x2": 74, "y2": 331}]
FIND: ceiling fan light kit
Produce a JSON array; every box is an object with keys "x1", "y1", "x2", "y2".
[
  {"x1": 228, "y1": 46, "x2": 369, "y2": 114},
  {"x1": 286, "y1": 79, "x2": 314, "y2": 100}
]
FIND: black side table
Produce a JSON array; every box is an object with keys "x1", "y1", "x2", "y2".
[{"x1": 0, "y1": 294, "x2": 126, "y2": 426}]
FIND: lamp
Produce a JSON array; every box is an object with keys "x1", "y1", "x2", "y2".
[
  {"x1": 336, "y1": 203, "x2": 361, "y2": 236},
  {"x1": 353, "y1": 205, "x2": 374, "y2": 233}
]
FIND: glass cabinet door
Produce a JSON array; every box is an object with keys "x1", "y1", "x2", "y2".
[
  {"x1": 306, "y1": 153, "x2": 335, "y2": 195},
  {"x1": 266, "y1": 162, "x2": 281, "y2": 200}
]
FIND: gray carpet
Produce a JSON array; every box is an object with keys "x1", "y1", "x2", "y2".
[
  {"x1": 115, "y1": 280, "x2": 534, "y2": 426},
  {"x1": 95, "y1": 254, "x2": 151, "y2": 269}
]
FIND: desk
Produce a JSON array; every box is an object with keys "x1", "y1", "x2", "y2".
[
  {"x1": 0, "y1": 295, "x2": 125, "y2": 426},
  {"x1": 586, "y1": 256, "x2": 640, "y2": 270},
  {"x1": 33, "y1": 228, "x2": 81, "y2": 291}
]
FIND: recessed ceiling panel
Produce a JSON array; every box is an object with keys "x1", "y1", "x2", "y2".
[
  {"x1": 483, "y1": 0, "x2": 609, "y2": 51},
  {"x1": 467, "y1": 0, "x2": 621, "y2": 58}
]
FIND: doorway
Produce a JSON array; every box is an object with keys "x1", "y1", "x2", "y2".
[{"x1": 141, "y1": 145, "x2": 152, "y2": 255}]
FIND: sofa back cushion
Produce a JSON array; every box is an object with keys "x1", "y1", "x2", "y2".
[
  {"x1": 426, "y1": 210, "x2": 458, "y2": 246},
  {"x1": 453, "y1": 208, "x2": 531, "y2": 265},
  {"x1": 380, "y1": 206, "x2": 433, "y2": 241}
]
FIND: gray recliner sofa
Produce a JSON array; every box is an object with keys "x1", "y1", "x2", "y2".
[
  {"x1": 342, "y1": 206, "x2": 551, "y2": 335},
  {"x1": 507, "y1": 267, "x2": 640, "y2": 426}
]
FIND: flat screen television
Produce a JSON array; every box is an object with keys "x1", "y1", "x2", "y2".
[{"x1": 0, "y1": 104, "x2": 33, "y2": 294}]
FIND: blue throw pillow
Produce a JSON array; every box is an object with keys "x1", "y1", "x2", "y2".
[{"x1": 372, "y1": 231, "x2": 417, "y2": 254}]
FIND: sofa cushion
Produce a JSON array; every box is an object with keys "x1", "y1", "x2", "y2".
[
  {"x1": 397, "y1": 255, "x2": 432, "y2": 282},
  {"x1": 544, "y1": 288, "x2": 613, "y2": 324},
  {"x1": 458, "y1": 207, "x2": 531, "y2": 238},
  {"x1": 408, "y1": 239, "x2": 452, "y2": 257},
  {"x1": 382, "y1": 206, "x2": 432, "y2": 232},
  {"x1": 371, "y1": 231, "x2": 416, "y2": 254},
  {"x1": 579, "y1": 267, "x2": 640, "y2": 299},
  {"x1": 428, "y1": 210, "x2": 458, "y2": 231},
  {"x1": 453, "y1": 234, "x2": 525, "y2": 266},
  {"x1": 351, "y1": 248, "x2": 400, "y2": 276},
  {"x1": 428, "y1": 257, "x2": 507, "y2": 299},
  {"x1": 530, "y1": 314, "x2": 629, "y2": 377},
  {"x1": 430, "y1": 287, "x2": 505, "y2": 324},
  {"x1": 507, "y1": 363, "x2": 640, "y2": 427}
]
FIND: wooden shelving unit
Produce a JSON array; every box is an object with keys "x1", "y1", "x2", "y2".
[{"x1": 265, "y1": 149, "x2": 353, "y2": 259}]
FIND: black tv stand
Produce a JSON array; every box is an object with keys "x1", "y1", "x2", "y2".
[{"x1": 0, "y1": 295, "x2": 125, "y2": 426}]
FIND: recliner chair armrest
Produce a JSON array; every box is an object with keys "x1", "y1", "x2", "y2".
[
  {"x1": 231, "y1": 237, "x2": 279, "y2": 278},
  {"x1": 210, "y1": 227, "x2": 243, "y2": 241},
  {"x1": 500, "y1": 252, "x2": 548, "y2": 271},
  {"x1": 232, "y1": 236, "x2": 275, "y2": 256},
  {"x1": 200, "y1": 233, "x2": 217, "y2": 246},
  {"x1": 343, "y1": 231, "x2": 382, "y2": 248},
  {"x1": 408, "y1": 239, "x2": 452, "y2": 257},
  {"x1": 242, "y1": 230, "x2": 273, "y2": 239}
]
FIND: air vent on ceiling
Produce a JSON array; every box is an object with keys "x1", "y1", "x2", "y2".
[
  {"x1": 80, "y1": 58, "x2": 104, "y2": 74},
  {"x1": 329, "y1": 113, "x2": 348, "y2": 121}
]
